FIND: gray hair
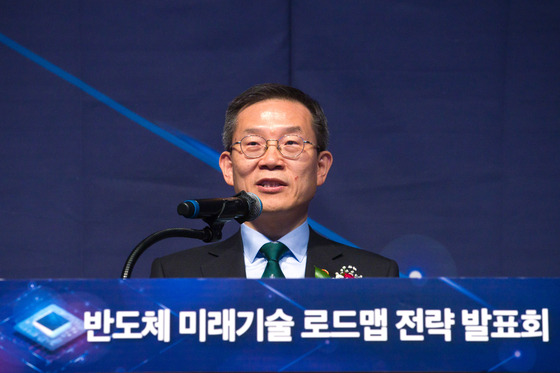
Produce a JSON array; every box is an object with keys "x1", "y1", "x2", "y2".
[{"x1": 223, "y1": 83, "x2": 329, "y2": 152}]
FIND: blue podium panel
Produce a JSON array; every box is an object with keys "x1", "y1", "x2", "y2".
[{"x1": 0, "y1": 278, "x2": 556, "y2": 372}]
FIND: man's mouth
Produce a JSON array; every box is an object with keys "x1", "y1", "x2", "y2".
[{"x1": 257, "y1": 179, "x2": 286, "y2": 191}]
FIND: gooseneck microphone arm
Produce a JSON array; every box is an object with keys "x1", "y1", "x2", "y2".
[
  {"x1": 120, "y1": 224, "x2": 221, "y2": 279},
  {"x1": 120, "y1": 191, "x2": 262, "y2": 279}
]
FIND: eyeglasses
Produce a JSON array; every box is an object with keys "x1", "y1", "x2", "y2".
[{"x1": 231, "y1": 134, "x2": 315, "y2": 159}]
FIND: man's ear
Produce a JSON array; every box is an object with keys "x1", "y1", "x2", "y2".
[
  {"x1": 219, "y1": 151, "x2": 234, "y2": 186},
  {"x1": 316, "y1": 150, "x2": 333, "y2": 186}
]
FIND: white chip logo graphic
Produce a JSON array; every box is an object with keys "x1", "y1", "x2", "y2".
[{"x1": 15, "y1": 304, "x2": 85, "y2": 351}]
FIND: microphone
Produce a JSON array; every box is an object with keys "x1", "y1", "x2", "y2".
[{"x1": 177, "y1": 191, "x2": 262, "y2": 224}]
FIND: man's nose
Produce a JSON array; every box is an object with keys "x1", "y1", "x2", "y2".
[{"x1": 259, "y1": 141, "x2": 284, "y2": 165}]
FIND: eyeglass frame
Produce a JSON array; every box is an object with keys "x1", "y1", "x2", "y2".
[{"x1": 230, "y1": 134, "x2": 316, "y2": 159}]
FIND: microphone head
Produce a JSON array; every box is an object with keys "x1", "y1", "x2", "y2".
[{"x1": 236, "y1": 191, "x2": 263, "y2": 223}]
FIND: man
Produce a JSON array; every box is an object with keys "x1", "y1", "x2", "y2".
[{"x1": 151, "y1": 83, "x2": 398, "y2": 278}]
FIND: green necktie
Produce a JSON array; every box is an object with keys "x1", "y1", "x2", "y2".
[{"x1": 260, "y1": 242, "x2": 289, "y2": 278}]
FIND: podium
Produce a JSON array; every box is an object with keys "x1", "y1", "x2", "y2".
[{"x1": 0, "y1": 278, "x2": 556, "y2": 372}]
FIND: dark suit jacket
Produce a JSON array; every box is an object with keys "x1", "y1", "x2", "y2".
[{"x1": 150, "y1": 228, "x2": 399, "y2": 278}]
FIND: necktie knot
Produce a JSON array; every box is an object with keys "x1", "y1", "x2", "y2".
[
  {"x1": 260, "y1": 242, "x2": 289, "y2": 278},
  {"x1": 260, "y1": 242, "x2": 289, "y2": 261}
]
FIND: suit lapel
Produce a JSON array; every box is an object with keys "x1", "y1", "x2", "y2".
[
  {"x1": 305, "y1": 229, "x2": 344, "y2": 277},
  {"x1": 198, "y1": 228, "x2": 348, "y2": 278},
  {"x1": 200, "y1": 231, "x2": 247, "y2": 278}
]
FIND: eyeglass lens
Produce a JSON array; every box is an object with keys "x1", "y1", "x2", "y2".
[{"x1": 240, "y1": 135, "x2": 306, "y2": 159}]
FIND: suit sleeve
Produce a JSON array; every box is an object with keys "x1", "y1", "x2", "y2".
[
  {"x1": 150, "y1": 258, "x2": 165, "y2": 278},
  {"x1": 386, "y1": 259, "x2": 400, "y2": 277}
]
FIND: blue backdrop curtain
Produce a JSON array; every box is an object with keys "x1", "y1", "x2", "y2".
[{"x1": 1, "y1": 0, "x2": 558, "y2": 278}]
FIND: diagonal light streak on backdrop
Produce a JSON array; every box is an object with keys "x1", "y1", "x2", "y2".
[
  {"x1": 0, "y1": 32, "x2": 221, "y2": 172},
  {"x1": 0, "y1": 31, "x2": 358, "y2": 248}
]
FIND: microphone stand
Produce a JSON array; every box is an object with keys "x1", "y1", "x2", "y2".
[{"x1": 120, "y1": 220, "x2": 225, "y2": 279}]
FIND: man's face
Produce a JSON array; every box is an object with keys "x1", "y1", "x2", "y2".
[{"x1": 219, "y1": 99, "x2": 332, "y2": 222}]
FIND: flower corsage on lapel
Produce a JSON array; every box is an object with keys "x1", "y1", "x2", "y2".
[{"x1": 314, "y1": 265, "x2": 363, "y2": 278}]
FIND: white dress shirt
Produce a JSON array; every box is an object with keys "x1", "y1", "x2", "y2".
[{"x1": 242, "y1": 221, "x2": 309, "y2": 278}]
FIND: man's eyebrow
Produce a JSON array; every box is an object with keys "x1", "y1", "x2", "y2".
[{"x1": 242, "y1": 126, "x2": 303, "y2": 135}]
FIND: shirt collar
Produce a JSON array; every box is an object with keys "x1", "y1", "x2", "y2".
[{"x1": 241, "y1": 220, "x2": 309, "y2": 263}]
